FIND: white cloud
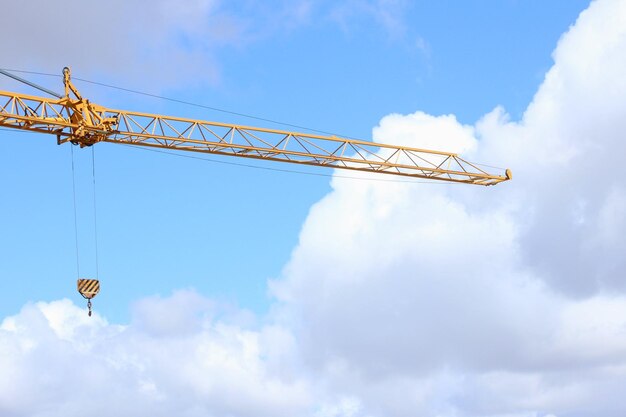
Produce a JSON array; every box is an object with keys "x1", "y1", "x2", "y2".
[
  {"x1": 373, "y1": 112, "x2": 477, "y2": 153},
  {"x1": 270, "y1": 0, "x2": 626, "y2": 415},
  {"x1": 0, "y1": 296, "x2": 311, "y2": 417}
]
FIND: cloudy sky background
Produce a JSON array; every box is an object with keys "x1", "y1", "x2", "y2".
[{"x1": 2, "y1": 0, "x2": 626, "y2": 416}]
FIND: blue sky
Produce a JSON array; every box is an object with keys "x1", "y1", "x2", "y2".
[
  {"x1": 0, "y1": 0, "x2": 588, "y2": 321},
  {"x1": 3, "y1": 1, "x2": 626, "y2": 416}
]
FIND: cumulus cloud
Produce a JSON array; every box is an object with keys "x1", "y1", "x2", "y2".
[
  {"x1": 271, "y1": 0, "x2": 626, "y2": 415},
  {"x1": 0, "y1": 294, "x2": 311, "y2": 417}
]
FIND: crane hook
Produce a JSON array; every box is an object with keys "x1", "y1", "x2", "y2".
[{"x1": 77, "y1": 278, "x2": 100, "y2": 317}]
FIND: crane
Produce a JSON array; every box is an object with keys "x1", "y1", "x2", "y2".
[
  {"x1": 0, "y1": 67, "x2": 511, "y2": 315},
  {"x1": 0, "y1": 67, "x2": 511, "y2": 186}
]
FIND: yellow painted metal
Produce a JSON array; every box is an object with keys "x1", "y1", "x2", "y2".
[
  {"x1": 0, "y1": 67, "x2": 511, "y2": 185},
  {"x1": 77, "y1": 278, "x2": 100, "y2": 299}
]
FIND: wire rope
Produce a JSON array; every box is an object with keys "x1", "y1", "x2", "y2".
[
  {"x1": 91, "y1": 147, "x2": 100, "y2": 280},
  {"x1": 70, "y1": 145, "x2": 81, "y2": 277},
  {"x1": 0, "y1": 68, "x2": 63, "y2": 98},
  {"x1": 0, "y1": 67, "x2": 363, "y2": 140}
]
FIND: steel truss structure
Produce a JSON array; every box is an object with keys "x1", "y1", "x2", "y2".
[{"x1": 0, "y1": 67, "x2": 511, "y2": 185}]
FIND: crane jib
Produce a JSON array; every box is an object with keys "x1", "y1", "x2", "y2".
[{"x1": 0, "y1": 67, "x2": 511, "y2": 186}]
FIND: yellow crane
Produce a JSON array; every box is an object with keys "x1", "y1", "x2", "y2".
[
  {"x1": 0, "y1": 67, "x2": 511, "y2": 315},
  {"x1": 0, "y1": 67, "x2": 511, "y2": 186}
]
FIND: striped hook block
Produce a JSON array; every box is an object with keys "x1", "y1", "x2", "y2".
[{"x1": 77, "y1": 278, "x2": 100, "y2": 300}]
